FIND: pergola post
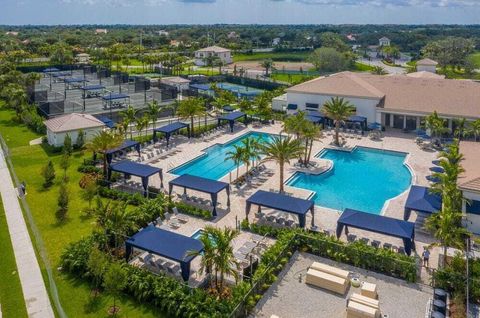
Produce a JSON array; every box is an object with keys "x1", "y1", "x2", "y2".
[
  {"x1": 310, "y1": 206, "x2": 315, "y2": 227},
  {"x1": 141, "y1": 176, "x2": 148, "y2": 197},
  {"x1": 226, "y1": 186, "x2": 231, "y2": 207},
  {"x1": 159, "y1": 171, "x2": 164, "y2": 188},
  {"x1": 245, "y1": 202, "x2": 252, "y2": 221},
  {"x1": 211, "y1": 193, "x2": 218, "y2": 217},
  {"x1": 180, "y1": 261, "x2": 191, "y2": 282}
]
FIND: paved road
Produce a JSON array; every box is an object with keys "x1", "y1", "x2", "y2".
[
  {"x1": 0, "y1": 148, "x2": 54, "y2": 318},
  {"x1": 358, "y1": 58, "x2": 406, "y2": 74}
]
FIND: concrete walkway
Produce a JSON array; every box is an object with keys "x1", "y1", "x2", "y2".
[{"x1": 0, "y1": 149, "x2": 54, "y2": 318}]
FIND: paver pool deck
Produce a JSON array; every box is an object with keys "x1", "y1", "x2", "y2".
[
  {"x1": 126, "y1": 122, "x2": 441, "y2": 279},
  {"x1": 252, "y1": 252, "x2": 432, "y2": 318}
]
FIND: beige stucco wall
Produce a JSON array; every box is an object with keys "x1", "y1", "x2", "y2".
[{"x1": 47, "y1": 126, "x2": 104, "y2": 147}]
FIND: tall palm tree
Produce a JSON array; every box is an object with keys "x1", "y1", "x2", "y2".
[
  {"x1": 302, "y1": 122, "x2": 323, "y2": 165},
  {"x1": 135, "y1": 117, "x2": 146, "y2": 139},
  {"x1": 260, "y1": 59, "x2": 274, "y2": 77},
  {"x1": 187, "y1": 226, "x2": 217, "y2": 289},
  {"x1": 260, "y1": 136, "x2": 304, "y2": 193},
  {"x1": 240, "y1": 137, "x2": 256, "y2": 178},
  {"x1": 453, "y1": 118, "x2": 468, "y2": 140},
  {"x1": 147, "y1": 100, "x2": 161, "y2": 130},
  {"x1": 176, "y1": 98, "x2": 205, "y2": 137},
  {"x1": 323, "y1": 97, "x2": 355, "y2": 146},
  {"x1": 87, "y1": 131, "x2": 124, "y2": 178},
  {"x1": 282, "y1": 111, "x2": 307, "y2": 138},
  {"x1": 424, "y1": 111, "x2": 449, "y2": 143},
  {"x1": 469, "y1": 119, "x2": 480, "y2": 142},
  {"x1": 226, "y1": 145, "x2": 245, "y2": 180},
  {"x1": 215, "y1": 227, "x2": 240, "y2": 292},
  {"x1": 120, "y1": 105, "x2": 137, "y2": 139}
]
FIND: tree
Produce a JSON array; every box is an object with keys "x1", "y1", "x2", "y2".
[
  {"x1": 260, "y1": 59, "x2": 274, "y2": 77},
  {"x1": 309, "y1": 47, "x2": 349, "y2": 73},
  {"x1": 56, "y1": 181, "x2": 69, "y2": 222},
  {"x1": 302, "y1": 122, "x2": 323, "y2": 165},
  {"x1": 215, "y1": 227, "x2": 240, "y2": 292},
  {"x1": 226, "y1": 145, "x2": 245, "y2": 181},
  {"x1": 76, "y1": 129, "x2": 85, "y2": 149},
  {"x1": 42, "y1": 160, "x2": 55, "y2": 188},
  {"x1": 176, "y1": 97, "x2": 205, "y2": 136},
  {"x1": 421, "y1": 37, "x2": 475, "y2": 69},
  {"x1": 87, "y1": 131, "x2": 124, "y2": 179},
  {"x1": 103, "y1": 263, "x2": 127, "y2": 315},
  {"x1": 370, "y1": 66, "x2": 387, "y2": 75},
  {"x1": 322, "y1": 97, "x2": 356, "y2": 146},
  {"x1": 260, "y1": 136, "x2": 304, "y2": 193},
  {"x1": 59, "y1": 153, "x2": 70, "y2": 181},
  {"x1": 120, "y1": 105, "x2": 138, "y2": 139},
  {"x1": 135, "y1": 116, "x2": 146, "y2": 139},
  {"x1": 87, "y1": 247, "x2": 108, "y2": 296},
  {"x1": 81, "y1": 179, "x2": 98, "y2": 216},
  {"x1": 320, "y1": 32, "x2": 350, "y2": 52},
  {"x1": 187, "y1": 226, "x2": 217, "y2": 289},
  {"x1": 469, "y1": 119, "x2": 480, "y2": 142},
  {"x1": 146, "y1": 100, "x2": 160, "y2": 129},
  {"x1": 63, "y1": 134, "x2": 73, "y2": 156},
  {"x1": 424, "y1": 111, "x2": 449, "y2": 143},
  {"x1": 453, "y1": 118, "x2": 468, "y2": 140}
]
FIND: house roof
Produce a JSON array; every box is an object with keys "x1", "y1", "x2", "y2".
[
  {"x1": 379, "y1": 37, "x2": 390, "y2": 41},
  {"x1": 406, "y1": 71, "x2": 444, "y2": 79},
  {"x1": 417, "y1": 58, "x2": 438, "y2": 66},
  {"x1": 287, "y1": 71, "x2": 480, "y2": 119},
  {"x1": 44, "y1": 113, "x2": 105, "y2": 133},
  {"x1": 196, "y1": 46, "x2": 230, "y2": 53},
  {"x1": 459, "y1": 141, "x2": 480, "y2": 193}
]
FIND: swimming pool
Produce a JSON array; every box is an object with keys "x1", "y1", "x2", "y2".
[
  {"x1": 287, "y1": 147, "x2": 412, "y2": 214},
  {"x1": 170, "y1": 132, "x2": 273, "y2": 180}
]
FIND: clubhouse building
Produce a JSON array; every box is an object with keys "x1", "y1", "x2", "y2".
[{"x1": 274, "y1": 71, "x2": 480, "y2": 131}]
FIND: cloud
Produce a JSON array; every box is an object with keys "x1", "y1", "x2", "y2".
[
  {"x1": 178, "y1": 0, "x2": 216, "y2": 2},
  {"x1": 273, "y1": 0, "x2": 480, "y2": 6}
]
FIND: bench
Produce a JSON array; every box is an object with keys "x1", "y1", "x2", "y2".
[
  {"x1": 346, "y1": 300, "x2": 380, "y2": 318},
  {"x1": 310, "y1": 261, "x2": 350, "y2": 280},
  {"x1": 361, "y1": 282, "x2": 378, "y2": 299},
  {"x1": 305, "y1": 268, "x2": 348, "y2": 295},
  {"x1": 349, "y1": 293, "x2": 380, "y2": 309}
]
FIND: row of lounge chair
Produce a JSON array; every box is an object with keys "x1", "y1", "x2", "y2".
[
  {"x1": 200, "y1": 126, "x2": 227, "y2": 139},
  {"x1": 347, "y1": 234, "x2": 405, "y2": 254},
  {"x1": 178, "y1": 193, "x2": 213, "y2": 207},
  {"x1": 139, "y1": 253, "x2": 182, "y2": 277},
  {"x1": 255, "y1": 211, "x2": 297, "y2": 228}
]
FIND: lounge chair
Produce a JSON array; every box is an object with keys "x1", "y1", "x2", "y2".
[
  {"x1": 383, "y1": 243, "x2": 392, "y2": 250},
  {"x1": 371, "y1": 240, "x2": 381, "y2": 248},
  {"x1": 347, "y1": 234, "x2": 357, "y2": 242},
  {"x1": 360, "y1": 238, "x2": 370, "y2": 245}
]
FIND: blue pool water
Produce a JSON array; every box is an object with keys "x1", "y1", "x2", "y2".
[
  {"x1": 170, "y1": 132, "x2": 273, "y2": 180},
  {"x1": 287, "y1": 147, "x2": 412, "y2": 214},
  {"x1": 191, "y1": 229, "x2": 205, "y2": 240}
]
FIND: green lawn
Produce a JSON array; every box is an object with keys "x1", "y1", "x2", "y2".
[
  {"x1": 0, "y1": 107, "x2": 165, "y2": 318},
  {"x1": 271, "y1": 73, "x2": 315, "y2": 84},
  {"x1": 233, "y1": 51, "x2": 311, "y2": 62},
  {"x1": 469, "y1": 52, "x2": 480, "y2": 68},
  {"x1": 0, "y1": 197, "x2": 28, "y2": 318}
]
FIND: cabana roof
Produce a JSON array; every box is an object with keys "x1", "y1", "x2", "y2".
[
  {"x1": 246, "y1": 190, "x2": 314, "y2": 216},
  {"x1": 102, "y1": 93, "x2": 130, "y2": 101},
  {"x1": 81, "y1": 84, "x2": 105, "y2": 91},
  {"x1": 348, "y1": 115, "x2": 367, "y2": 123},
  {"x1": 223, "y1": 105, "x2": 235, "y2": 112},
  {"x1": 154, "y1": 122, "x2": 189, "y2": 134},
  {"x1": 126, "y1": 225, "x2": 203, "y2": 263},
  {"x1": 104, "y1": 140, "x2": 140, "y2": 155},
  {"x1": 64, "y1": 77, "x2": 88, "y2": 83},
  {"x1": 338, "y1": 208, "x2": 415, "y2": 240},
  {"x1": 306, "y1": 115, "x2": 323, "y2": 123},
  {"x1": 170, "y1": 174, "x2": 229, "y2": 194},
  {"x1": 109, "y1": 160, "x2": 161, "y2": 178},
  {"x1": 95, "y1": 116, "x2": 115, "y2": 128},
  {"x1": 190, "y1": 83, "x2": 211, "y2": 90},
  {"x1": 405, "y1": 185, "x2": 442, "y2": 214},
  {"x1": 218, "y1": 111, "x2": 245, "y2": 121}
]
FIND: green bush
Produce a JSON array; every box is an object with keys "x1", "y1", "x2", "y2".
[
  {"x1": 173, "y1": 201, "x2": 212, "y2": 219},
  {"x1": 97, "y1": 186, "x2": 146, "y2": 206},
  {"x1": 77, "y1": 164, "x2": 101, "y2": 174}
]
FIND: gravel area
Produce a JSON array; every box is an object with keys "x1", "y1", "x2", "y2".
[{"x1": 253, "y1": 252, "x2": 432, "y2": 318}]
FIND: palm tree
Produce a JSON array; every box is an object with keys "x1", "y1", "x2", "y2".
[
  {"x1": 469, "y1": 119, "x2": 480, "y2": 141},
  {"x1": 370, "y1": 66, "x2": 387, "y2": 75},
  {"x1": 176, "y1": 98, "x2": 205, "y2": 137},
  {"x1": 240, "y1": 137, "x2": 256, "y2": 179},
  {"x1": 260, "y1": 136, "x2": 304, "y2": 193},
  {"x1": 135, "y1": 117, "x2": 146, "y2": 139},
  {"x1": 116, "y1": 120, "x2": 129, "y2": 138},
  {"x1": 260, "y1": 59, "x2": 274, "y2": 77},
  {"x1": 282, "y1": 111, "x2": 307, "y2": 138},
  {"x1": 302, "y1": 122, "x2": 323, "y2": 165},
  {"x1": 215, "y1": 227, "x2": 239, "y2": 292},
  {"x1": 87, "y1": 131, "x2": 124, "y2": 178},
  {"x1": 147, "y1": 100, "x2": 161, "y2": 130},
  {"x1": 322, "y1": 97, "x2": 355, "y2": 146},
  {"x1": 226, "y1": 145, "x2": 245, "y2": 181},
  {"x1": 424, "y1": 111, "x2": 449, "y2": 143},
  {"x1": 120, "y1": 105, "x2": 137, "y2": 139},
  {"x1": 187, "y1": 226, "x2": 217, "y2": 289},
  {"x1": 453, "y1": 118, "x2": 468, "y2": 140}
]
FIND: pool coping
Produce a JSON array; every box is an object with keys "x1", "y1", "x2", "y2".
[{"x1": 284, "y1": 145, "x2": 415, "y2": 216}]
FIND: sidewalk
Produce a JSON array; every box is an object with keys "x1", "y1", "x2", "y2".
[{"x1": 0, "y1": 149, "x2": 54, "y2": 318}]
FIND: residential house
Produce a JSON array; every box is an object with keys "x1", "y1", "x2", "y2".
[{"x1": 194, "y1": 46, "x2": 232, "y2": 66}]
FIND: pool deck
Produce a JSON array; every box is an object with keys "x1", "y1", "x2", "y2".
[{"x1": 127, "y1": 122, "x2": 440, "y2": 281}]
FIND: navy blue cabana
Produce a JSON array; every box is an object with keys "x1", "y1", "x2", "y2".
[
  {"x1": 95, "y1": 116, "x2": 115, "y2": 129},
  {"x1": 336, "y1": 208, "x2": 415, "y2": 255},
  {"x1": 168, "y1": 174, "x2": 230, "y2": 217},
  {"x1": 217, "y1": 111, "x2": 247, "y2": 132},
  {"x1": 245, "y1": 190, "x2": 315, "y2": 228},
  {"x1": 348, "y1": 115, "x2": 368, "y2": 131},
  {"x1": 305, "y1": 115, "x2": 323, "y2": 124},
  {"x1": 125, "y1": 225, "x2": 203, "y2": 281},
  {"x1": 404, "y1": 185, "x2": 442, "y2": 220},
  {"x1": 102, "y1": 140, "x2": 141, "y2": 164},
  {"x1": 108, "y1": 160, "x2": 163, "y2": 196},
  {"x1": 153, "y1": 122, "x2": 190, "y2": 146}
]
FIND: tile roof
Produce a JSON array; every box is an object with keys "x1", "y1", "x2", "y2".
[
  {"x1": 287, "y1": 71, "x2": 480, "y2": 119},
  {"x1": 406, "y1": 71, "x2": 444, "y2": 79},
  {"x1": 196, "y1": 46, "x2": 230, "y2": 53},
  {"x1": 44, "y1": 113, "x2": 104, "y2": 133},
  {"x1": 459, "y1": 141, "x2": 480, "y2": 193},
  {"x1": 417, "y1": 58, "x2": 438, "y2": 66}
]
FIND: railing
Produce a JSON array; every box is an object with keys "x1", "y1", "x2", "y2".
[{"x1": 0, "y1": 133, "x2": 67, "y2": 318}]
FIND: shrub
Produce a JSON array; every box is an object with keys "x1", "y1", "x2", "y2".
[
  {"x1": 173, "y1": 201, "x2": 212, "y2": 219},
  {"x1": 97, "y1": 186, "x2": 146, "y2": 206},
  {"x1": 41, "y1": 160, "x2": 55, "y2": 188},
  {"x1": 75, "y1": 129, "x2": 85, "y2": 149},
  {"x1": 63, "y1": 134, "x2": 73, "y2": 156},
  {"x1": 77, "y1": 164, "x2": 101, "y2": 174}
]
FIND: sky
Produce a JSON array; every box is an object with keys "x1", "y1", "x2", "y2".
[{"x1": 1, "y1": 0, "x2": 480, "y2": 25}]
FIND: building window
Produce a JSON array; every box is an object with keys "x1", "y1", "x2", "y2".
[
  {"x1": 385, "y1": 113, "x2": 391, "y2": 127},
  {"x1": 466, "y1": 200, "x2": 480, "y2": 215},
  {"x1": 405, "y1": 116, "x2": 417, "y2": 131},
  {"x1": 305, "y1": 103, "x2": 319, "y2": 109},
  {"x1": 393, "y1": 115, "x2": 404, "y2": 129}
]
